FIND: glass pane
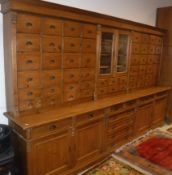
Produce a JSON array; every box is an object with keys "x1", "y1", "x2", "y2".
[
  {"x1": 100, "y1": 32, "x2": 113, "y2": 74},
  {"x1": 117, "y1": 34, "x2": 129, "y2": 72}
]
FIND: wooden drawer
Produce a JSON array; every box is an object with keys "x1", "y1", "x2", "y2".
[
  {"x1": 132, "y1": 32, "x2": 141, "y2": 43},
  {"x1": 148, "y1": 45, "x2": 155, "y2": 54},
  {"x1": 98, "y1": 79, "x2": 109, "y2": 87},
  {"x1": 42, "y1": 70, "x2": 61, "y2": 87},
  {"x1": 17, "y1": 14, "x2": 41, "y2": 33},
  {"x1": 97, "y1": 86, "x2": 108, "y2": 95},
  {"x1": 64, "y1": 21, "x2": 82, "y2": 37},
  {"x1": 19, "y1": 99, "x2": 42, "y2": 112},
  {"x1": 80, "y1": 81, "x2": 94, "y2": 90},
  {"x1": 42, "y1": 86, "x2": 61, "y2": 97},
  {"x1": 146, "y1": 65, "x2": 154, "y2": 74},
  {"x1": 42, "y1": 53, "x2": 61, "y2": 70},
  {"x1": 83, "y1": 24, "x2": 97, "y2": 38},
  {"x1": 150, "y1": 35, "x2": 157, "y2": 44},
  {"x1": 137, "y1": 79, "x2": 145, "y2": 88},
  {"x1": 82, "y1": 39, "x2": 96, "y2": 53},
  {"x1": 139, "y1": 65, "x2": 146, "y2": 75},
  {"x1": 155, "y1": 46, "x2": 161, "y2": 54},
  {"x1": 43, "y1": 95, "x2": 61, "y2": 107},
  {"x1": 109, "y1": 78, "x2": 116, "y2": 86},
  {"x1": 63, "y1": 53, "x2": 80, "y2": 68},
  {"x1": 153, "y1": 55, "x2": 160, "y2": 64},
  {"x1": 42, "y1": 36, "x2": 61, "y2": 52},
  {"x1": 147, "y1": 55, "x2": 154, "y2": 64},
  {"x1": 140, "y1": 44, "x2": 148, "y2": 54},
  {"x1": 31, "y1": 118, "x2": 72, "y2": 139},
  {"x1": 116, "y1": 76, "x2": 127, "y2": 85},
  {"x1": 109, "y1": 85, "x2": 117, "y2": 93},
  {"x1": 152, "y1": 64, "x2": 159, "y2": 76},
  {"x1": 138, "y1": 95, "x2": 154, "y2": 105},
  {"x1": 17, "y1": 34, "x2": 40, "y2": 52},
  {"x1": 18, "y1": 88, "x2": 40, "y2": 101},
  {"x1": 130, "y1": 66, "x2": 139, "y2": 76},
  {"x1": 76, "y1": 110, "x2": 104, "y2": 125},
  {"x1": 63, "y1": 69, "x2": 80, "y2": 83},
  {"x1": 132, "y1": 43, "x2": 140, "y2": 54},
  {"x1": 80, "y1": 68, "x2": 95, "y2": 81},
  {"x1": 42, "y1": 18, "x2": 62, "y2": 35},
  {"x1": 80, "y1": 89, "x2": 94, "y2": 98},
  {"x1": 17, "y1": 53, "x2": 40, "y2": 71},
  {"x1": 18, "y1": 71, "x2": 40, "y2": 89},
  {"x1": 81, "y1": 54, "x2": 96, "y2": 68},
  {"x1": 140, "y1": 55, "x2": 147, "y2": 65},
  {"x1": 130, "y1": 54, "x2": 140, "y2": 65},
  {"x1": 142, "y1": 34, "x2": 150, "y2": 44},
  {"x1": 64, "y1": 37, "x2": 81, "y2": 52},
  {"x1": 155, "y1": 36, "x2": 162, "y2": 45},
  {"x1": 129, "y1": 80, "x2": 137, "y2": 89}
]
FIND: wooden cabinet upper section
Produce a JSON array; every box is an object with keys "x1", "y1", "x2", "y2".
[{"x1": 0, "y1": 0, "x2": 165, "y2": 116}]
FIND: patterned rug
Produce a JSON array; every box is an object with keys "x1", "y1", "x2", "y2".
[
  {"x1": 114, "y1": 129, "x2": 172, "y2": 175},
  {"x1": 82, "y1": 156, "x2": 144, "y2": 175}
]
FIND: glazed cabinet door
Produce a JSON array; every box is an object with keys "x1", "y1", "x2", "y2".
[
  {"x1": 31, "y1": 131, "x2": 72, "y2": 175},
  {"x1": 74, "y1": 113, "x2": 105, "y2": 168}
]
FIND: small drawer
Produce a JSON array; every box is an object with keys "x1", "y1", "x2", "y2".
[
  {"x1": 129, "y1": 81, "x2": 137, "y2": 89},
  {"x1": 42, "y1": 53, "x2": 61, "y2": 69},
  {"x1": 31, "y1": 119, "x2": 72, "y2": 138},
  {"x1": 17, "y1": 53, "x2": 40, "y2": 71},
  {"x1": 64, "y1": 83, "x2": 79, "y2": 92},
  {"x1": 117, "y1": 84, "x2": 127, "y2": 91},
  {"x1": 140, "y1": 55, "x2": 147, "y2": 65},
  {"x1": 153, "y1": 55, "x2": 160, "y2": 64},
  {"x1": 155, "y1": 36, "x2": 162, "y2": 45},
  {"x1": 156, "y1": 92, "x2": 168, "y2": 99},
  {"x1": 43, "y1": 95, "x2": 61, "y2": 107},
  {"x1": 130, "y1": 55, "x2": 140, "y2": 65},
  {"x1": 147, "y1": 55, "x2": 154, "y2": 64},
  {"x1": 18, "y1": 71, "x2": 40, "y2": 89},
  {"x1": 109, "y1": 78, "x2": 116, "y2": 86},
  {"x1": 155, "y1": 46, "x2": 161, "y2": 54},
  {"x1": 97, "y1": 87, "x2": 108, "y2": 95},
  {"x1": 142, "y1": 34, "x2": 150, "y2": 44},
  {"x1": 42, "y1": 18, "x2": 62, "y2": 35},
  {"x1": 129, "y1": 75, "x2": 137, "y2": 82},
  {"x1": 76, "y1": 110, "x2": 104, "y2": 125},
  {"x1": 148, "y1": 45, "x2": 155, "y2": 54},
  {"x1": 42, "y1": 36, "x2": 61, "y2": 53},
  {"x1": 17, "y1": 34, "x2": 40, "y2": 52},
  {"x1": 98, "y1": 79, "x2": 109, "y2": 87},
  {"x1": 17, "y1": 14, "x2": 41, "y2": 33},
  {"x1": 116, "y1": 76, "x2": 127, "y2": 85},
  {"x1": 63, "y1": 89, "x2": 79, "y2": 102},
  {"x1": 139, "y1": 65, "x2": 146, "y2": 75},
  {"x1": 80, "y1": 81, "x2": 94, "y2": 90},
  {"x1": 63, "y1": 69, "x2": 80, "y2": 83},
  {"x1": 80, "y1": 89, "x2": 93, "y2": 98},
  {"x1": 83, "y1": 24, "x2": 97, "y2": 38},
  {"x1": 125, "y1": 100, "x2": 136, "y2": 108},
  {"x1": 80, "y1": 68, "x2": 95, "y2": 81},
  {"x1": 64, "y1": 21, "x2": 82, "y2": 37},
  {"x1": 42, "y1": 70, "x2": 61, "y2": 87},
  {"x1": 132, "y1": 32, "x2": 141, "y2": 43},
  {"x1": 139, "y1": 95, "x2": 154, "y2": 105},
  {"x1": 140, "y1": 44, "x2": 148, "y2": 54},
  {"x1": 132, "y1": 43, "x2": 140, "y2": 54},
  {"x1": 19, "y1": 99, "x2": 41, "y2": 112},
  {"x1": 146, "y1": 65, "x2": 154, "y2": 74},
  {"x1": 150, "y1": 35, "x2": 156, "y2": 44},
  {"x1": 152, "y1": 64, "x2": 159, "y2": 75},
  {"x1": 82, "y1": 39, "x2": 96, "y2": 53},
  {"x1": 64, "y1": 37, "x2": 81, "y2": 52},
  {"x1": 42, "y1": 86, "x2": 61, "y2": 97},
  {"x1": 110, "y1": 103, "x2": 124, "y2": 115},
  {"x1": 63, "y1": 53, "x2": 81, "y2": 68},
  {"x1": 137, "y1": 80, "x2": 145, "y2": 88},
  {"x1": 109, "y1": 85, "x2": 117, "y2": 93},
  {"x1": 19, "y1": 88, "x2": 40, "y2": 101},
  {"x1": 81, "y1": 54, "x2": 96, "y2": 68}
]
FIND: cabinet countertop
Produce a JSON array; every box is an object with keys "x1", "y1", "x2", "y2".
[{"x1": 5, "y1": 86, "x2": 171, "y2": 130}]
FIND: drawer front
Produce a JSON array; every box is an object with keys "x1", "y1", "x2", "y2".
[
  {"x1": 64, "y1": 37, "x2": 81, "y2": 52},
  {"x1": 18, "y1": 71, "x2": 40, "y2": 89},
  {"x1": 97, "y1": 86, "x2": 108, "y2": 95},
  {"x1": 80, "y1": 89, "x2": 93, "y2": 98},
  {"x1": 17, "y1": 14, "x2": 41, "y2": 33},
  {"x1": 17, "y1": 34, "x2": 40, "y2": 52},
  {"x1": 81, "y1": 54, "x2": 96, "y2": 68},
  {"x1": 130, "y1": 55, "x2": 140, "y2": 65},
  {"x1": 82, "y1": 39, "x2": 96, "y2": 53},
  {"x1": 150, "y1": 35, "x2": 157, "y2": 44},
  {"x1": 63, "y1": 69, "x2": 80, "y2": 83},
  {"x1": 109, "y1": 78, "x2": 116, "y2": 86},
  {"x1": 80, "y1": 68, "x2": 95, "y2": 81},
  {"x1": 63, "y1": 53, "x2": 81, "y2": 68},
  {"x1": 31, "y1": 119, "x2": 72, "y2": 138},
  {"x1": 42, "y1": 18, "x2": 62, "y2": 35},
  {"x1": 140, "y1": 44, "x2": 148, "y2": 54},
  {"x1": 146, "y1": 65, "x2": 154, "y2": 74},
  {"x1": 83, "y1": 24, "x2": 97, "y2": 38},
  {"x1": 76, "y1": 110, "x2": 104, "y2": 125},
  {"x1": 98, "y1": 79, "x2": 109, "y2": 87},
  {"x1": 80, "y1": 81, "x2": 94, "y2": 90},
  {"x1": 42, "y1": 70, "x2": 61, "y2": 87},
  {"x1": 132, "y1": 32, "x2": 141, "y2": 43},
  {"x1": 153, "y1": 55, "x2": 160, "y2": 64},
  {"x1": 42, "y1": 36, "x2": 62, "y2": 53},
  {"x1": 109, "y1": 85, "x2": 117, "y2": 93},
  {"x1": 19, "y1": 99, "x2": 41, "y2": 112},
  {"x1": 155, "y1": 46, "x2": 161, "y2": 54},
  {"x1": 116, "y1": 76, "x2": 127, "y2": 85},
  {"x1": 42, "y1": 53, "x2": 61, "y2": 69},
  {"x1": 140, "y1": 55, "x2": 147, "y2": 65},
  {"x1": 64, "y1": 21, "x2": 82, "y2": 37},
  {"x1": 132, "y1": 43, "x2": 140, "y2": 54},
  {"x1": 17, "y1": 53, "x2": 40, "y2": 71},
  {"x1": 42, "y1": 86, "x2": 61, "y2": 97},
  {"x1": 139, "y1": 65, "x2": 146, "y2": 75},
  {"x1": 43, "y1": 95, "x2": 61, "y2": 107},
  {"x1": 148, "y1": 45, "x2": 155, "y2": 54},
  {"x1": 19, "y1": 88, "x2": 40, "y2": 101},
  {"x1": 142, "y1": 34, "x2": 149, "y2": 44},
  {"x1": 147, "y1": 55, "x2": 154, "y2": 64},
  {"x1": 130, "y1": 66, "x2": 139, "y2": 76}
]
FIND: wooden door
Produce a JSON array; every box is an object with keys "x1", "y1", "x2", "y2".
[
  {"x1": 32, "y1": 131, "x2": 72, "y2": 175},
  {"x1": 74, "y1": 119, "x2": 104, "y2": 167},
  {"x1": 152, "y1": 97, "x2": 167, "y2": 128},
  {"x1": 135, "y1": 103, "x2": 153, "y2": 135}
]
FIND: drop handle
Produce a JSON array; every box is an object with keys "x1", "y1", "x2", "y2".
[
  {"x1": 26, "y1": 60, "x2": 33, "y2": 64},
  {"x1": 50, "y1": 76, "x2": 55, "y2": 80},
  {"x1": 27, "y1": 92, "x2": 33, "y2": 96},
  {"x1": 88, "y1": 113, "x2": 94, "y2": 119},
  {"x1": 26, "y1": 22, "x2": 33, "y2": 27},
  {"x1": 49, "y1": 124, "x2": 57, "y2": 131},
  {"x1": 70, "y1": 27, "x2": 75, "y2": 31},
  {"x1": 49, "y1": 42, "x2": 55, "y2": 47},
  {"x1": 49, "y1": 25, "x2": 56, "y2": 29},
  {"x1": 27, "y1": 77, "x2": 33, "y2": 82},
  {"x1": 70, "y1": 43, "x2": 75, "y2": 47},
  {"x1": 26, "y1": 41, "x2": 33, "y2": 46},
  {"x1": 50, "y1": 59, "x2": 55, "y2": 63}
]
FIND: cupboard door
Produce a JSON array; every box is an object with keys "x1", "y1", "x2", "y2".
[
  {"x1": 135, "y1": 103, "x2": 153, "y2": 135},
  {"x1": 32, "y1": 132, "x2": 72, "y2": 175},
  {"x1": 152, "y1": 98, "x2": 167, "y2": 128},
  {"x1": 75, "y1": 119, "x2": 104, "y2": 166}
]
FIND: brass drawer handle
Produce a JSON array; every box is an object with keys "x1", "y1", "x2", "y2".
[
  {"x1": 50, "y1": 76, "x2": 55, "y2": 80},
  {"x1": 70, "y1": 27, "x2": 75, "y2": 31},
  {"x1": 50, "y1": 88, "x2": 55, "y2": 93},
  {"x1": 27, "y1": 92, "x2": 33, "y2": 96},
  {"x1": 70, "y1": 74, "x2": 74, "y2": 78},
  {"x1": 27, "y1": 77, "x2": 33, "y2": 82},
  {"x1": 70, "y1": 59, "x2": 74, "y2": 63},
  {"x1": 49, "y1": 42, "x2": 55, "y2": 47},
  {"x1": 69, "y1": 95, "x2": 74, "y2": 100},
  {"x1": 70, "y1": 43, "x2": 75, "y2": 47},
  {"x1": 88, "y1": 113, "x2": 94, "y2": 119},
  {"x1": 49, "y1": 124, "x2": 57, "y2": 131},
  {"x1": 26, "y1": 60, "x2": 33, "y2": 64},
  {"x1": 26, "y1": 22, "x2": 33, "y2": 27},
  {"x1": 26, "y1": 41, "x2": 33, "y2": 46},
  {"x1": 49, "y1": 24, "x2": 56, "y2": 29},
  {"x1": 50, "y1": 59, "x2": 55, "y2": 63}
]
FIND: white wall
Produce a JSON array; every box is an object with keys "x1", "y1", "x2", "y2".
[{"x1": 0, "y1": 0, "x2": 172, "y2": 124}]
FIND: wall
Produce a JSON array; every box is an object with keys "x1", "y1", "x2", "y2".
[{"x1": 0, "y1": 0, "x2": 172, "y2": 124}]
